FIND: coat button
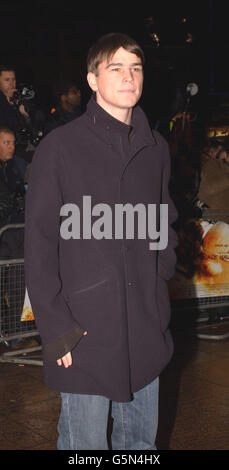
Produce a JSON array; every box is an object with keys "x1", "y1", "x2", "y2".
[{"x1": 128, "y1": 282, "x2": 132, "y2": 286}]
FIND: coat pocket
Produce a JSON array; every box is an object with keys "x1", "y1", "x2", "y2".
[
  {"x1": 67, "y1": 277, "x2": 121, "y2": 349},
  {"x1": 68, "y1": 279, "x2": 107, "y2": 298}
]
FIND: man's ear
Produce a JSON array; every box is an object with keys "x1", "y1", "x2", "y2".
[{"x1": 87, "y1": 72, "x2": 98, "y2": 92}]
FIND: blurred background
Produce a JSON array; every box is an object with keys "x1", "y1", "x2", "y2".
[{"x1": 0, "y1": 0, "x2": 225, "y2": 124}]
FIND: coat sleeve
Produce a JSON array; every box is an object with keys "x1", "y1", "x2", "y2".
[
  {"x1": 157, "y1": 139, "x2": 178, "y2": 280},
  {"x1": 24, "y1": 133, "x2": 85, "y2": 362}
]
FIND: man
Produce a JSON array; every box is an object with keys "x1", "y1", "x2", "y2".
[
  {"x1": 0, "y1": 126, "x2": 27, "y2": 197},
  {"x1": 218, "y1": 146, "x2": 229, "y2": 165},
  {"x1": 0, "y1": 66, "x2": 30, "y2": 131},
  {"x1": 197, "y1": 139, "x2": 229, "y2": 223},
  {"x1": 0, "y1": 65, "x2": 38, "y2": 164},
  {"x1": 200, "y1": 138, "x2": 223, "y2": 166},
  {"x1": 25, "y1": 33, "x2": 177, "y2": 450},
  {"x1": 0, "y1": 126, "x2": 26, "y2": 258},
  {"x1": 44, "y1": 79, "x2": 82, "y2": 135},
  {"x1": 0, "y1": 126, "x2": 26, "y2": 259}
]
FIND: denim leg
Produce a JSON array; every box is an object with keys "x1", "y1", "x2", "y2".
[
  {"x1": 57, "y1": 392, "x2": 110, "y2": 450},
  {"x1": 111, "y1": 377, "x2": 159, "y2": 450}
]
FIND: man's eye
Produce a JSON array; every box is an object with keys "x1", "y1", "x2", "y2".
[{"x1": 111, "y1": 68, "x2": 120, "y2": 72}]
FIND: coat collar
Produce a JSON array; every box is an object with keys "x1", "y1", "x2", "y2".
[
  {"x1": 86, "y1": 95, "x2": 157, "y2": 148},
  {"x1": 86, "y1": 95, "x2": 133, "y2": 137}
]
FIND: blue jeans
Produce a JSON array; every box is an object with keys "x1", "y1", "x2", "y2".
[{"x1": 57, "y1": 377, "x2": 159, "y2": 450}]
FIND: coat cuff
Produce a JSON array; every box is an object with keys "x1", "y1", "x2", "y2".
[{"x1": 44, "y1": 325, "x2": 85, "y2": 362}]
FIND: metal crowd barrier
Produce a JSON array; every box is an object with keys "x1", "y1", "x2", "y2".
[
  {"x1": 171, "y1": 296, "x2": 229, "y2": 340},
  {"x1": 0, "y1": 224, "x2": 42, "y2": 365}
]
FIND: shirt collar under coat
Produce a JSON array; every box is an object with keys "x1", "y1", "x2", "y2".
[{"x1": 86, "y1": 95, "x2": 157, "y2": 153}]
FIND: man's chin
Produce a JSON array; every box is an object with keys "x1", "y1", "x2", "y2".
[
  {"x1": 118, "y1": 98, "x2": 140, "y2": 109},
  {"x1": 4, "y1": 155, "x2": 14, "y2": 161},
  {"x1": 7, "y1": 92, "x2": 15, "y2": 100}
]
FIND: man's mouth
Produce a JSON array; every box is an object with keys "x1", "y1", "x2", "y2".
[{"x1": 118, "y1": 89, "x2": 135, "y2": 93}]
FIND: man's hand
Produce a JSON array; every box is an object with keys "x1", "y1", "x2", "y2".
[
  {"x1": 57, "y1": 331, "x2": 87, "y2": 368},
  {"x1": 57, "y1": 351, "x2": 72, "y2": 368},
  {"x1": 19, "y1": 104, "x2": 30, "y2": 119}
]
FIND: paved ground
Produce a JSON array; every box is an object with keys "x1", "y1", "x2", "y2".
[{"x1": 1, "y1": 319, "x2": 229, "y2": 450}]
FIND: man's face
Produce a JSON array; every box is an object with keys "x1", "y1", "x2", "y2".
[
  {"x1": 209, "y1": 145, "x2": 222, "y2": 159},
  {"x1": 219, "y1": 149, "x2": 229, "y2": 164},
  {"x1": 0, "y1": 132, "x2": 15, "y2": 161},
  {"x1": 66, "y1": 86, "x2": 81, "y2": 107},
  {"x1": 0, "y1": 71, "x2": 16, "y2": 99},
  {"x1": 87, "y1": 47, "x2": 143, "y2": 120}
]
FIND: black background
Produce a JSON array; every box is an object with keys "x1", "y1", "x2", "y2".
[{"x1": 0, "y1": 1, "x2": 225, "y2": 120}]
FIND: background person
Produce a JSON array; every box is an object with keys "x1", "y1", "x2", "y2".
[
  {"x1": 0, "y1": 126, "x2": 25, "y2": 261},
  {"x1": 197, "y1": 138, "x2": 229, "y2": 223},
  {"x1": 0, "y1": 126, "x2": 26, "y2": 227},
  {"x1": 0, "y1": 65, "x2": 45, "y2": 163},
  {"x1": 44, "y1": 79, "x2": 82, "y2": 135},
  {"x1": 0, "y1": 65, "x2": 30, "y2": 131}
]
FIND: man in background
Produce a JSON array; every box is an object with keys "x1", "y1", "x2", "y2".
[
  {"x1": 0, "y1": 66, "x2": 30, "y2": 131},
  {"x1": 0, "y1": 126, "x2": 26, "y2": 259},
  {"x1": 44, "y1": 79, "x2": 82, "y2": 135},
  {"x1": 0, "y1": 126, "x2": 27, "y2": 200},
  {"x1": 197, "y1": 138, "x2": 229, "y2": 223}
]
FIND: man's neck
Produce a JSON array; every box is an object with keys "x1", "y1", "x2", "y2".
[{"x1": 96, "y1": 97, "x2": 132, "y2": 125}]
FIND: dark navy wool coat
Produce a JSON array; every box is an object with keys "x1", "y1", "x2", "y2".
[{"x1": 24, "y1": 97, "x2": 178, "y2": 402}]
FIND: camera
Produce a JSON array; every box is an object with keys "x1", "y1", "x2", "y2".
[
  {"x1": 19, "y1": 127, "x2": 43, "y2": 147},
  {"x1": 10, "y1": 84, "x2": 35, "y2": 109},
  {"x1": 10, "y1": 84, "x2": 44, "y2": 148}
]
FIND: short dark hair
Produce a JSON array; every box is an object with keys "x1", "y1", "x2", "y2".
[
  {"x1": 204, "y1": 138, "x2": 222, "y2": 151},
  {"x1": 53, "y1": 79, "x2": 80, "y2": 102},
  {"x1": 87, "y1": 32, "x2": 145, "y2": 75},
  {"x1": 0, "y1": 125, "x2": 15, "y2": 136},
  {"x1": 0, "y1": 65, "x2": 15, "y2": 75}
]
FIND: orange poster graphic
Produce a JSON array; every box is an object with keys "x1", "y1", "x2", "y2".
[
  {"x1": 21, "y1": 288, "x2": 35, "y2": 321},
  {"x1": 169, "y1": 220, "x2": 229, "y2": 300}
]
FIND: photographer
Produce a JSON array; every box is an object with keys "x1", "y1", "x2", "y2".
[
  {"x1": 0, "y1": 65, "x2": 30, "y2": 131},
  {"x1": 0, "y1": 65, "x2": 44, "y2": 162}
]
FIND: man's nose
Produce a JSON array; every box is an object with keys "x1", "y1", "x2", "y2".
[{"x1": 123, "y1": 68, "x2": 134, "y2": 81}]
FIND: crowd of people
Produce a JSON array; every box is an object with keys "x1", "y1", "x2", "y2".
[
  {"x1": 1, "y1": 61, "x2": 229, "y2": 260},
  {"x1": 0, "y1": 67, "x2": 83, "y2": 351},
  {"x1": 0, "y1": 65, "x2": 83, "y2": 257}
]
